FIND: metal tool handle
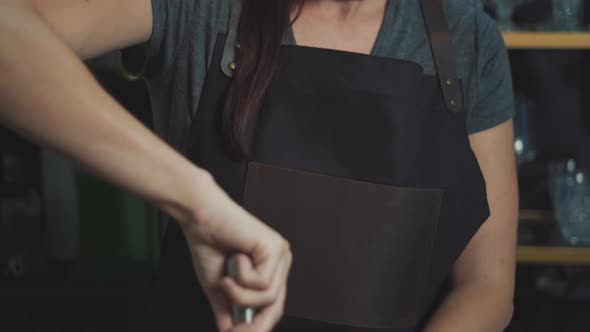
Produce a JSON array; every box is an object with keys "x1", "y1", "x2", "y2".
[{"x1": 227, "y1": 255, "x2": 256, "y2": 324}]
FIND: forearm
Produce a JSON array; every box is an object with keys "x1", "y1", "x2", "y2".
[
  {"x1": 423, "y1": 281, "x2": 513, "y2": 332},
  {"x1": 423, "y1": 122, "x2": 520, "y2": 332},
  {"x1": 424, "y1": 186, "x2": 517, "y2": 331},
  {"x1": 0, "y1": 2, "x2": 210, "y2": 220}
]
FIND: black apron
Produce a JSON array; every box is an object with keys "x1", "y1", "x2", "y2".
[{"x1": 141, "y1": 0, "x2": 489, "y2": 331}]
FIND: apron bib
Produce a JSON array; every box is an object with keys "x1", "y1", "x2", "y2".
[{"x1": 141, "y1": 0, "x2": 490, "y2": 331}]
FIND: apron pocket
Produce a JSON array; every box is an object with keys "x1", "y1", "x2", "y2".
[{"x1": 242, "y1": 162, "x2": 444, "y2": 329}]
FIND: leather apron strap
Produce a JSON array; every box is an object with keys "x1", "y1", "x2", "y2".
[{"x1": 420, "y1": 0, "x2": 464, "y2": 113}]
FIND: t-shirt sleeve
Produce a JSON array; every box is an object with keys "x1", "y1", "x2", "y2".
[
  {"x1": 466, "y1": 8, "x2": 516, "y2": 134},
  {"x1": 121, "y1": 0, "x2": 194, "y2": 79},
  {"x1": 122, "y1": 0, "x2": 222, "y2": 79}
]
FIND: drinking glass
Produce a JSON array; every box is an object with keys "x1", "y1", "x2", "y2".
[
  {"x1": 549, "y1": 161, "x2": 590, "y2": 246},
  {"x1": 550, "y1": 0, "x2": 583, "y2": 31}
]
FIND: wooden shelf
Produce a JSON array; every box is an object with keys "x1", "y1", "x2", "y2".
[
  {"x1": 519, "y1": 209, "x2": 554, "y2": 223},
  {"x1": 516, "y1": 211, "x2": 590, "y2": 265},
  {"x1": 517, "y1": 246, "x2": 590, "y2": 265},
  {"x1": 503, "y1": 32, "x2": 590, "y2": 49}
]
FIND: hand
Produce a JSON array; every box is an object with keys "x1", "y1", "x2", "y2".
[{"x1": 169, "y1": 173, "x2": 292, "y2": 332}]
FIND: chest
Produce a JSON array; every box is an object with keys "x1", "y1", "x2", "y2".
[{"x1": 290, "y1": 1, "x2": 389, "y2": 55}]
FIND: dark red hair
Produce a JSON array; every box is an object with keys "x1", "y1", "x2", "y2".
[{"x1": 223, "y1": 0, "x2": 303, "y2": 159}]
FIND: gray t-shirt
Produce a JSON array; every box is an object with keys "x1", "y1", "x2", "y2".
[{"x1": 123, "y1": 0, "x2": 515, "y2": 151}]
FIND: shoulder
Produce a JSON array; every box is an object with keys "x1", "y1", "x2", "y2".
[
  {"x1": 161, "y1": 0, "x2": 233, "y2": 33},
  {"x1": 197, "y1": 0, "x2": 233, "y2": 31},
  {"x1": 441, "y1": 0, "x2": 501, "y2": 52},
  {"x1": 442, "y1": 0, "x2": 515, "y2": 133},
  {"x1": 134, "y1": 0, "x2": 233, "y2": 76},
  {"x1": 441, "y1": 0, "x2": 511, "y2": 94},
  {"x1": 382, "y1": 1, "x2": 513, "y2": 132},
  {"x1": 147, "y1": 0, "x2": 233, "y2": 50},
  {"x1": 442, "y1": 0, "x2": 481, "y2": 23},
  {"x1": 381, "y1": 0, "x2": 499, "y2": 74}
]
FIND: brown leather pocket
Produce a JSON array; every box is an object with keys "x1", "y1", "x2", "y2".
[{"x1": 242, "y1": 162, "x2": 444, "y2": 328}]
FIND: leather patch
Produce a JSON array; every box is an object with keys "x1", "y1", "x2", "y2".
[{"x1": 242, "y1": 162, "x2": 444, "y2": 328}]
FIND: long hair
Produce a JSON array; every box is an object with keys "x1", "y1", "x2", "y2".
[{"x1": 223, "y1": 0, "x2": 304, "y2": 159}]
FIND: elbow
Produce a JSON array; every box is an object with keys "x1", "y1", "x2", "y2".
[
  {"x1": 454, "y1": 279, "x2": 516, "y2": 330},
  {"x1": 491, "y1": 286, "x2": 514, "y2": 330},
  {"x1": 493, "y1": 283, "x2": 516, "y2": 329},
  {"x1": 501, "y1": 301, "x2": 515, "y2": 330}
]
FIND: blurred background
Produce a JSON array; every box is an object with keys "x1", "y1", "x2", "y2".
[{"x1": 1, "y1": 0, "x2": 589, "y2": 331}]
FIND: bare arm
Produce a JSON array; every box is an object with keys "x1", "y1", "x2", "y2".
[
  {"x1": 29, "y1": 0, "x2": 152, "y2": 59},
  {"x1": 0, "y1": 2, "x2": 290, "y2": 331},
  {"x1": 0, "y1": 0, "x2": 162, "y2": 193},
  {"x1": 0, "y1": 0, "x2": 200, "y2": 217},
  {"x1": 424, "y1": 120, "x2": 519, "y2": 332}
]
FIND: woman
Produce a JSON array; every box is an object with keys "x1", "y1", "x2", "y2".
[{"x1": 0, "y1": 0, "x2": 518, "y2": 331}]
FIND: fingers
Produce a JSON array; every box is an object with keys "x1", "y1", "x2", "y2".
[
  {"x1": 209, "y1": 293, "x2": 234, "y2": 332},
  {"x1": 220, "y1": 250, "x2": 289, "y2": 308},
  {"x1": 248, "y1": 237, "x2": 291, "y2": 290},
  {"x1": 229, "y1": 281, "x2": 287, "y2": 332},
  {"x1": 221, "y1": 246, "x2": 291, "y2": 332},
  {"x1": 229, "y1": 234, "x2": 291, "y2": 290},
  {"x1": 231, "y1": 253, "x2": 276, "y2": 290},
  {"x1": 219, "y1": 265, "x2": 282, "y2": 307}
]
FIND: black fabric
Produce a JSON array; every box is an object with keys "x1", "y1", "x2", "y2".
[{"x1": 139, "y1": 1, "x2": 491, "y2": 331}]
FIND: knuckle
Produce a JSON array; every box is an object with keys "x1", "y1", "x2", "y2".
[
  {"x1": 264, "y1": 315, "x2": 276, "y2": 332},
  {"x1": 263, "y1": 288, "x2": 278, "y2": 305},
  {"x1": 270, "y1": 280, "x2": 282, "y2": 297},
  {"x1": 272, "y1": 309, "x2": 285, "y2": 328},
  {"x1": 282, "y1": 238, "x2": 291, "y2": 252},
  {"x1": 277, "y1": 303, "x2": 285, "y2": 316},
  {"x1": 284, "y1": 243, "x2": 293, "y2": 260},
  {"x1": 272, "y1": 282, "x2": 281, "y2": 300},
  {"x1": 261, "y1": 272, "x2": 273, "y2": 288},
  {"x1": 261, "y1": 291, "x2": 275, "y2": 305},
  {"x1": 272, "y1": 235, "x2": 288, "y2": 253}
]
